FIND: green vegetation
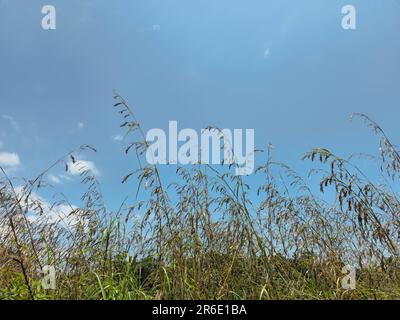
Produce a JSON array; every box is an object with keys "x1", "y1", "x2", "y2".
[{"x1": 0, "y1": 94, "x2": 399, "y2": 300}]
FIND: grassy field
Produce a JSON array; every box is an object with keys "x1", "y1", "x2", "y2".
[{"x1": 0, "y1": 94, "x2": 399, "y2": 300}]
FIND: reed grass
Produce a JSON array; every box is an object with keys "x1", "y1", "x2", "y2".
[{"x1": 0, "y1": 95, "x2": 399, "y2": 300}]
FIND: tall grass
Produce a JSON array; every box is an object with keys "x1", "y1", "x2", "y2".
[{"x1": 0, "y1": 95, "x2": 399, "y2": 300}]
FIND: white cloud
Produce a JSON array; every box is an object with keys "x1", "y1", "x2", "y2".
[
  {"x1": 46, "y1": 173, "x2": 72, "y2": 185},
  {"x1": 113, "y1": 135, "x2": 123, "y2": 141},
  {"x1": 0, "y1": 152, "x2": 21, "y2": 169},
  {"x1": 67, "y1": 160, "x2": 99, "y2": 176},
  {"x1": 48, "y1": 173, "x2": 62, "y2": 184},
  {"x1": 59, "y1": 174, "x2": 72, "y2": 181},
  {"x1": 12, "y1": 186, "x2": 80, "y2": 228},
  {"x1": 70, "y1": 122, "x2": 85, "y2": 134}
]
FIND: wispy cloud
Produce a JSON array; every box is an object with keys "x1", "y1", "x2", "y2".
[
  {"x1": 67, "y1": 160, "x2": 100, "y2": 176},
  {"x1": 48, "y1": 173, "x2": 62, "y2": 184},
  {"x1": 47, "y1": 173, "x2": 72, "y2": 185},
  {"x1": 2, "y1": 114, "x2": 20, "y2": 132},
  {"x1": 152, "y1": 24, "x2": 161, "y2": 32},
  {"x1": 69, "y1": 122, "x2": 86, "y2": 134},
  {"x1": 0, "y1": 152, "x2": 21, "y2": 171},
  {"x1": 13, "y1": 186, "x2": 79, "y2": 228},
  {"x1": 0, "y1": 132, "x2": 7, "y2": 150},
  {"x1": 113, "y1": 135, "x2": 123, "y2": 141}
]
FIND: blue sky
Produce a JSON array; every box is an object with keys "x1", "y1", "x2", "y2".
[{"x1": 0, "y1": 0, "x2": 399, "y2": 210}]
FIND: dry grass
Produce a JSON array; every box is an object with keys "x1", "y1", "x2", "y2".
[{"x1": 0, "y1": 95, "x2": 399, "y2": 300}]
